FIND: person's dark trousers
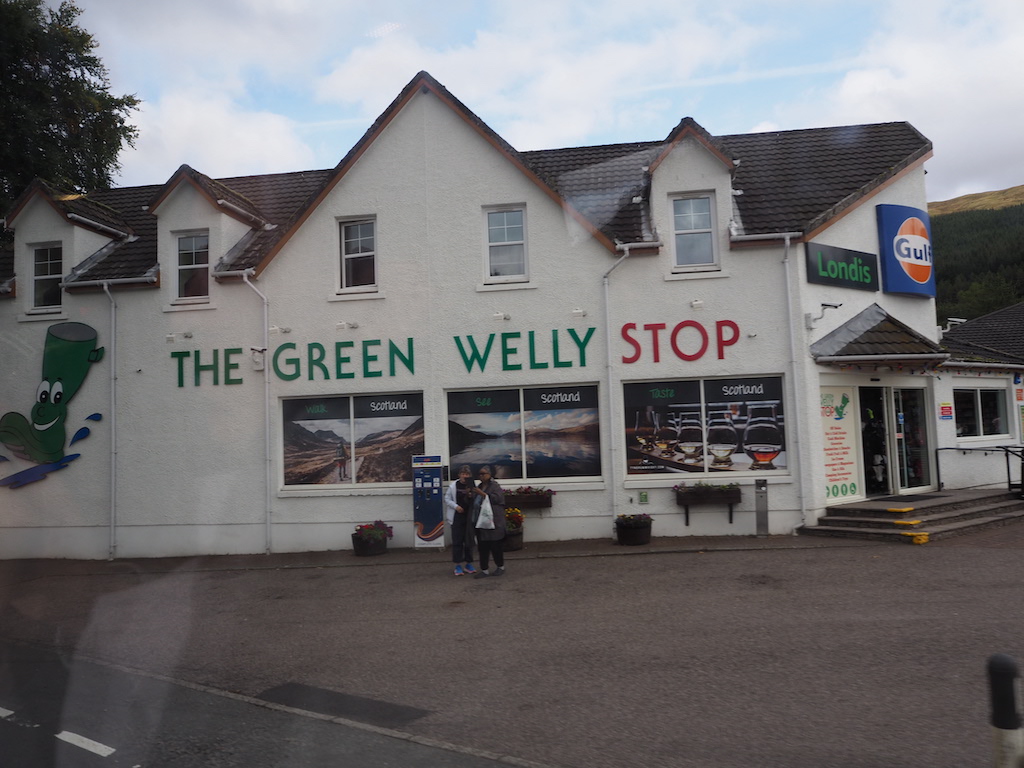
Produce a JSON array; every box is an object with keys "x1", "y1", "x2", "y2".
[
  {"x1": 477, "y1": 538, "x2": 505, "y2": 571},
  {"x1": 451, "y1": 513, "x2": 474, "y2": 564}
]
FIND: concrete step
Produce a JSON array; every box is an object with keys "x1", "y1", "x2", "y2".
[
  {"x1": 815, "y1": 499, "x2": 1024, "y2": 531},
  {"x1": 798, "y1": 509, "x2": 1024, "y2": 544}
]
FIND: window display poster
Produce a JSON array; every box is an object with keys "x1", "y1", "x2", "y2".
[
  {"x1": 448, "y1": 389, "x2": 524, "y2": 480},
  {"x1": 623, "y1": 377, "x2": 785, "y2": 474},
  {"x1": 282, "y1": 394, "x2": 424, "y2": 485},
  {"x1": 447, "y1": 386, "x2": 601, "y2": 479},
  {"x1": 522, "y1": 386, "x2": 601, "y2": 478},
  {"x1": 820, "y1": 386, "x2": 860, "y2": 501}
]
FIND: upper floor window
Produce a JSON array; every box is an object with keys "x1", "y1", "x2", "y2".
[
  {"x1": 486, "y1": 207, "x2": 527, "y2": 283},
  {"x1": 33, "y1": 245, "x2": 63, "y2": 309},
  {"x1": 954, "y1": 388, "x2": 1008, "y2": 437},
  {"x1": 340, "y1": 219, "x2": 376, "y2": 290},
  {"x1": 177, "y1": 233, "x2": 209, "y2": 299},
  {"x1": 672, "y1": 195, "x2": 717, "y2": 270}
]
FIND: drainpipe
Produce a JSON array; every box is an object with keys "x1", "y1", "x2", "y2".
[
  {"x1": 219, "y1": 269, "x2": 273, "y2": 553},
  {"x1": 731, "y1": 232, "x2": 807, "y2": 529},
  {"x1": 103, "y1": 282, "x2": 118, "y2": 559},
  {"x1": 61, "y1": 275, "x2": 156, "y2": 560},
  {"x1": 604, "y1": 241, "x2": 662, "y2": 531}
]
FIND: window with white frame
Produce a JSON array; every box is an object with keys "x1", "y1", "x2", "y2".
[
  {"x1": 339, "y1": 219, "x2": 376, "y2": 290},
  {"x1": 485, "y1": 207, "x2": 526, "y2": 282},
  {"x1": 177, "y1": 233, "x2": 209, "y2": 299},
  {"x1": 672, "y1": 195, "x2": 717, "y2": 270},
  {"x1": 33, "y1": 245, "x2": 63, "y2": 309},
  {"x1": 954, "y1": 388, "x2": 1008, "y2": 437}
]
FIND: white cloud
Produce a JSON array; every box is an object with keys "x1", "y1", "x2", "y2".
[{"x1": 116, "y1": 89, "x2": 315, "y2": 185}]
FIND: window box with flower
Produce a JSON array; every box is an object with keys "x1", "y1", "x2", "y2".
[
  {"x1": 351, "y1": 520, "x2": 393, "y2": 556},
  {"x1": 504, "y1": 486, "x2": 555, "y2": 509},
  {"x1": 674, "y1": 482, "x2": 742, "y2": 525}
]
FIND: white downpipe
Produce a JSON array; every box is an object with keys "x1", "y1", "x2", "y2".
[
  {"x1": 223, "y1": 270, "x2": 273, "y2": 554},
  {"x1": 102, "y1": 282, "x2": 118, "y2": 560},
  {"x1": 732, "y1": 232, "x2": 808, "y2": 529},
  {"x1": 603, "y1": 242, "x2": 662, "y2": 531}
]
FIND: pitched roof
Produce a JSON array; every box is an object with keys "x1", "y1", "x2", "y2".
[
  {"x1": 1, "y1": 71, "x2": 933, "y2": 288},
  {"x1": 940, "y1": 302, "x2": 1024, "y2": 365},
  {"x1": 811, "y1": 303, "x2": 947, "y2": 365}
]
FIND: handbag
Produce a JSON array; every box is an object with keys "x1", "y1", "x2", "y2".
[{"x1": 476, "y1": 495, "x2": 495, "y2": 529}]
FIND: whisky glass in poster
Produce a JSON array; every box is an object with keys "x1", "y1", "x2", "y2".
[
  {"x1": 282, "y1": 394, "x2": 424, "y2": 486},
  {"x1": 623, "y1": 377, "x2": 785, "y2": 475}
]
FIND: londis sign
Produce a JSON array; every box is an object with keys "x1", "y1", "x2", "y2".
[
  {"x1": 876, "y1": 204, "x2": 935, "y2": 297},
  {"x1": 806, "y1": 243, "x2": 878, "y2": 291}
]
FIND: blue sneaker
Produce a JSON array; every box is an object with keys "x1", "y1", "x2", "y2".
[
  {"x1": 464, "y1": 563, "x2": 477, "y2": 574},
  {"x1": 454, "y1": 564, "x2": 464, "y2": 576}
]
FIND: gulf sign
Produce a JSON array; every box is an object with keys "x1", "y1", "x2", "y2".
[{"x1": 876, "y1": 204, "x2": 935, "y2": 297}]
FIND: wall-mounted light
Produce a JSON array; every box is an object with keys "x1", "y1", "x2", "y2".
[
  {"x1": 571, "y1": 308, "x2": 587, "y2": 318},
  {"x1": 165, "y1": 331, "x2": 193, "y2": 343},
  {"x1": 493, "y1": 312, "x2": 510, "y2": 321},
  {"x1": 690, "y1": 299, "x2": 704, "y2": 309},
  {"x1": 269, "y1": 325, "x2": 292, "y2": 334},
  {"x1": 335, "y1": 321, "x2": 359, "y2": 330},
  {"x1": 805, "y1": 302, "x2": 843, "y2": 330}
]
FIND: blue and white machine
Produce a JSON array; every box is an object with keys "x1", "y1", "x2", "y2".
[{"x1": 412, "y1": 455, "x2": 445, "y2": 548}]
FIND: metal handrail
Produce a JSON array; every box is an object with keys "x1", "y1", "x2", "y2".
[{"x1": 935, "y1": 445, "x2": 1024, "y2": 493}]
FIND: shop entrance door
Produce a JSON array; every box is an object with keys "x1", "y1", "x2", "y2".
[
  {"x1": 893, "y1": 388, "x2": 932, "y2": 491},
  {"x1": 858, "y1": 386, "x2": 933, "y2": 496},
  {"x1": 859, "y1": 387, "x2": 889, "y2": 496}
]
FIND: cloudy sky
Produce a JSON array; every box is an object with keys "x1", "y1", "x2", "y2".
[{"x1": 72, "y1": 0, "x2": 1022, "y2": 203}]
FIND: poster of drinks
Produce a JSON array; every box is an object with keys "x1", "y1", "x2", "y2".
[{"x1": 624, "y1": 377, "x2": 786, "y2": 474}]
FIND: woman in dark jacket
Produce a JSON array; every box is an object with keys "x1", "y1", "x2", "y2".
[{"x1": 472, "y1": 465, "x2": 506, "y2": 578}]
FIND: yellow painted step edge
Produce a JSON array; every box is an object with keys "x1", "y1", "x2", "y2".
[
  {"x1": 900, "y1": 531, "x2": 930, "y2": 544},
  {"x1": 887, "y1": 507, "x2": 915, "y2": 513},
  {"x1": 893, "y1": 520, "x2": 922, "y2": 525}
]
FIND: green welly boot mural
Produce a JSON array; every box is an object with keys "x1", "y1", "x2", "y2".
[{"x1": 0, "y1": 323, "x2": 104, "y2": 463}]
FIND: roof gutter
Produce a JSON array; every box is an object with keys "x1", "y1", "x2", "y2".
[
  {"x1": 815, "y1": 354, "x2": 949, "y2": 363},
  {"x1": 216, "y1": 199, "x2": 274, "y2": 230},
  {"x1": 67, "y1": 213, "x2": 130, "y2": 239},
  {"x1": 939, "y1": 361, "x2": 1024, "y2": 371},
  {"x1": 63, "y1": 276, "x2": 157, "y2": 288}
]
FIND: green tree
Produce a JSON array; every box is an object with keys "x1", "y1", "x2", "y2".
[{"x1": 0, "y1": 0, "x2": 140, "y2": 215}]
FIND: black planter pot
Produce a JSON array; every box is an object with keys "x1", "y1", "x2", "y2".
[
  {"x1": 503, "y1": 528, "x2": 524, "y2": 552},
  {"x1": 505, "y1": 494, "x2": 552, "y2": 509},
  {"x1": 615, "y1": 522, "x2": 652, "y2": 546},
  {"x1": 351, "y1": 533, "x2": 388, "y2": 557}
]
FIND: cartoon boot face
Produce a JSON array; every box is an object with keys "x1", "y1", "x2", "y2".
[{"x1": 0, "y1": 322, "x2": 104, "y2": 464}]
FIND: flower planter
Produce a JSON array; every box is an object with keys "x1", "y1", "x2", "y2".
[
  {"x1": 503, "y1": 528, "x2": 524, "y2": 552},
  {"x1": 505, "y1": 494, "x2": 552, "y2": 509},
  {"x1": 615, "y1": 522, "x2": 652, "y2": 546},
  {"x1": 675, "y1": 487, "x2": 742, "y2": 525},
  {"x1": 351, "y1": 532, "x2": 388, "y2": 557}
]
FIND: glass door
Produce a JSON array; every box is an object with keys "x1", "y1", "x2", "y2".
[
  {"x1": 893, "y1": 388, "x2": 932, "y2": 490},
  {"x1": 859, "y1": 387, "x2": 890, "y2": 496}
]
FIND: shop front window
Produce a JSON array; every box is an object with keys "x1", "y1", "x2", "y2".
[
  {"x1": 282, "y1": 393, "x2": 424, "y2": 485},
  {"x1": 954, "y1": 388, "x2": 1008, "y2": 437},
  {"x1": 447, "y1": 385, "x2": 601, "y2": 479},
  {"x1": 624, "y1": 376, "x2": 786, "y2": 475}
]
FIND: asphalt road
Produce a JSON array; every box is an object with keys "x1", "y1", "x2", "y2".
[{"x1": 2, "y1": 528, "x2": 1023, "y2": 768}]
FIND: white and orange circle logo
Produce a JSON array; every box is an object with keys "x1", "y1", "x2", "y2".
[{"x1": 893, "y1": 217, "x2": 932, "y2": 284}]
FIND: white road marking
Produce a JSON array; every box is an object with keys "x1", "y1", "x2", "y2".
[
  {"x1": 56, "y1": 730, "x2": 116, "y2": 757},
  {"x1": 0, "y1": 706, "x2": 14, "y2": 718}
]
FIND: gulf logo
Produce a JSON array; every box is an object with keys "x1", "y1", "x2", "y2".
[{"x1": 893, "y1": 217, "x2": 933, "y2": 284}]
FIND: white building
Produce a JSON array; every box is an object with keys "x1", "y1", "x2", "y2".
[{"x1": 2, "y1": 71, "x2": 1020, "y2": 559}]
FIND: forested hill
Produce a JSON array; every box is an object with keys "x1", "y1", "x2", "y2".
[{"x1": 929, "y1": 185, "x2": 1024, "y2": 323}]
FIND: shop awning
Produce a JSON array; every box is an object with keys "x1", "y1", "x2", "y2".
[{"x1": 811, "y1": 304, "x2": 949, "y2": 368}]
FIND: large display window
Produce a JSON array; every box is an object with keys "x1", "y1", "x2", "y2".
[
  {"x1": 282, "y1": 393, "x2": 424, "y2": 485},
  {"x1": 624, "y1": 376, "x2": 786, "y2": 475},
  {"x1": 447, "y1": 385, "x2": 601, "y2": 480}
]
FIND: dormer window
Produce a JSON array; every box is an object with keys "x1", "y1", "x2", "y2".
[
  {"x1": 672, "y1": 195, "x2": 718, "y2": 271},
  {"x1": 32, "y1": 244, "x2": 63, "y2": 310},
  {"x1": 177, "y1": 233, "x2": 209, "y2": 299}
]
